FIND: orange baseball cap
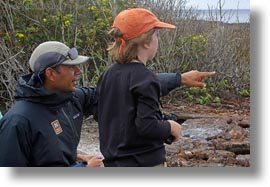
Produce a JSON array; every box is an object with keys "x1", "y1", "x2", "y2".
[{"x1": 112, "y1": 8, "x2": 176, "y2": 54}]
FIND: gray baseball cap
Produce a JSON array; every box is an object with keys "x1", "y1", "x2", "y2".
[{"x1": 29, "y1": 41, "x2": 89, "y2": 73}]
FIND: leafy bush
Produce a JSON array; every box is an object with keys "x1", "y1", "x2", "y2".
[{"x1": 0, "y1": 0, "x2": 250, "y2": 111}]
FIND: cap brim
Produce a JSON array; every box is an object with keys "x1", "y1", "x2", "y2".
[
  {"x1": 156, "y1": 21, "x2": 176, "y2": 29},
  {"x1": 62, "y1": 55, "x2": 89, "y2": 66}
]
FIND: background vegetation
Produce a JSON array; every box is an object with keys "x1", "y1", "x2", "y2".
[{"x1": 0, "y1": 0, "x2": 250, "y2": 112}]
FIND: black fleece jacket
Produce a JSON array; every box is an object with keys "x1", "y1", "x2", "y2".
[{"x1": 96, "y1": 63, "x2": 179, "y2": 166}]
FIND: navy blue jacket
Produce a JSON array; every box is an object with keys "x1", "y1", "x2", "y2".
[{"x1": 0, "y1": 73, "x2": 96, "y2": 166}]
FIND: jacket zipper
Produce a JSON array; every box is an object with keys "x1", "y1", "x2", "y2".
[{"x1": 61, "y1": 107, "x2": 79, "y2": 143}]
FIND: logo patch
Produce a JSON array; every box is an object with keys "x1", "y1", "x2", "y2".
[{"x1": 51, "y1": 120, "x2": 63, "y2": 135}]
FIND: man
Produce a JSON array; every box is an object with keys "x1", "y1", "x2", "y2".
[
  {"x1": 0, "y1": 41, "x2": 102, "y2": 167},
  {"x1": 0, "y1": 41, "x2": 214, "y2": 167}
]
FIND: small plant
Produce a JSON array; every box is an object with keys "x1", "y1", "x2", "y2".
[
  {"x1": 239, "y1": 89, "x2": 250, "y2": 97},
  {"x1": 213, "y1": 96, "x2": 221, "y2": 103},
  {"x1": 182, "y1": 86, "x2": 219, "y2": 105}
]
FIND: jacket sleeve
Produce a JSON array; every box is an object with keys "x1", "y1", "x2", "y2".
[
  {"x1": 131, "y1": 74, "x2": 171, "y2": 140},
  {"x1": 0, "y1": 116, "x2": 31, "y2": 167},
  {"x1": 156, "y1": 73, "x2": 181, "y2": 96},
  {"x1": 74, "y1": 86, "x2": 98, "y2": 118}
]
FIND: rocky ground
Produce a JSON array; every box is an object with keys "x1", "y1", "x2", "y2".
[{"x1": 78, "y1": 98, "x2": 250, "y2": 167}]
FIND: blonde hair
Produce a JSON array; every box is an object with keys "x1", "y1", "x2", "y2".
[{"x1": 107, "y1": 28, "x2": 155, "y2": 64}]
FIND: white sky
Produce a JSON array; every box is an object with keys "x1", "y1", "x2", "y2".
[{"x1": 186, "y1": 0, "x2": 250, "y2": 9}]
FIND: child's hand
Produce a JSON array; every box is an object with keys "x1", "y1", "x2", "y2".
[{"x1": 168, "y1": 120, "x2": 182, "y2": 142}]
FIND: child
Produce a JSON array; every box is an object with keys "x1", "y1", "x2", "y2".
[{"x1": 96, "y1": 8, "x2": 182, "y2": 167}]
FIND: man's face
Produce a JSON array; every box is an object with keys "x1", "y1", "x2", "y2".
[{"x1": 50, "y1": 64, "x2": 82, "y2": 92}]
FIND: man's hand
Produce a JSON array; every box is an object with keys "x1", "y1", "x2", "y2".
[
  {"x1": 77, "y1": 154, "x2": 103, "y2": 167},
  {"x1": 181, "y1": 70, "x2": 216, "y2": 88},
  {"x1": 86, "y1": 155, "x2": 103, "y2": 167}
]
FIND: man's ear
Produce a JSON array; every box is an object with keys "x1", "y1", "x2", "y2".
[{"x1": 44, "y1": 67, "x2": 57, "y2": 82}]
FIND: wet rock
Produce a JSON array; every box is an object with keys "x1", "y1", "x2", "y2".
[
  {"x1": 212, "y1": 139, "x2": 250, "y2": 155},
  {"x1": 225, "y1": 141, "x2": 250, "y2": 155}
]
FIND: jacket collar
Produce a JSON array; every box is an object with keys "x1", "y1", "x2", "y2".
[{"x1": 14, "y1": 73, "x2": 73, "y2": 106}]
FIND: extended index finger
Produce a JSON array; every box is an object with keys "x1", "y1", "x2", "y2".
[{"x1": 200, "y1": 71, "x2": 216, "y2": 77}]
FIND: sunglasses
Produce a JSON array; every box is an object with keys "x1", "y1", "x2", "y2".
[
  {"x1": 47, "y1": 47, "x2": 79, "y2": 69},
  {"x1": 66, "y1": 47, "x2": 78, "y2": 60}
]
